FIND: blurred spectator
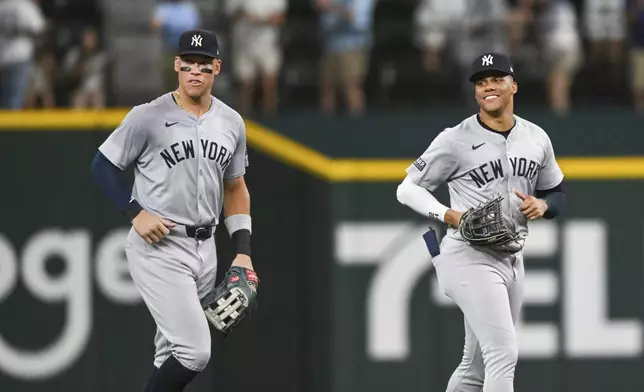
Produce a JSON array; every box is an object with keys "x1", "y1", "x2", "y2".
[
  {"x1": 414, "y1": 0, "x2": 467, "y2": 73},
  {"x1": 151, "y1": 0, "x2": 201, "y2": 92},
  {"x1": 0, "y1": 0, "x2": 46, "y2": 109},
  {"x1": 315, "y1": 0, "x2": 376, "y2": 117},
  {"x1": 582, "y1": 0, "x2": 627, "y2": 65},
  {"x1": 24, "y1": 50, "x2": 56, "y2": 108},
  {"x1": 453, "y1": 0, "x2": 509, "y2": 107},
  {"x1": 61, "y1": 26, "x2": 107, "y2": 109},
  {"x1": 226, "y1": 0, "x2": 287, "y2": 116},
  {"x1": 507, "y1": 0, "x2": 534, "y2": 55},
  {"x1": 537, "y1": 0, "x2": 582, "y2": 116},
  {"x1": 630, "y1": 0, "x2": 644, "y2": 113}
]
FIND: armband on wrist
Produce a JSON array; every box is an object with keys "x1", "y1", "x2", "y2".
[
  {"x1": 542, "y1": 191, "x2": 566, "y2": 219},
  {"x1": 125, "y1": 199, "x2": 143, "y2": 221},
  {"x1": 232, "y1": 229, "x2": 251, "y2": 256},
  {"x1": 224, "y1": 214, "x2": 252, "y2": 235},
  {"x1": 225, "y1": 214, "x2": 252, "y2": 256}
]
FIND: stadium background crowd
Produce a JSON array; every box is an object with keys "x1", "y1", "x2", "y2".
[{"x1": 1, "y1": 0, "x2": 643, "y2": 117}]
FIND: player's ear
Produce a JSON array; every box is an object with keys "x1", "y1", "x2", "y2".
[
  {"x1": 511, "y1": 78, "x2": 518, "y2": 95},
  {"x1": 213, "y1": 59, "x2": 221, "y2": 76},
  {"x1": 174, "y1": 56, "x2": 181, "y2": 73}
]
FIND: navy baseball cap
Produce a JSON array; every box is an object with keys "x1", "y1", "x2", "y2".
[
  {"x1": 177, "y1": 29, "x2": 220, "y2": 59},
  {"x1": 469, "y1": 52, "x2": 515, "y2": 82}
]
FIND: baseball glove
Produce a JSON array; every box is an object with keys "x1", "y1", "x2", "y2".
[
  {"x1": 201, "y1": 266, "x2": 259, "y2": 336},
  {"x1": 459, "y1": 195, "x2": 522, "y2": 250}
]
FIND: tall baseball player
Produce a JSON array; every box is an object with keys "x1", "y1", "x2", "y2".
[
  {"x1": 396, "y1": 53, "x2": 567, "y2": 392},
  {"x1": 91, "y1": 29, "x2": 258, "y2": 392}
]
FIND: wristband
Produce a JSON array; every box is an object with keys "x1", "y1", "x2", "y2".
[
  {"x1": 542, "y1": 191, "x2": 566, "y2": 219},
  {"x1": 225, "y1": 214, "x2": 252, "y2": 257},
  {"x1": 125, "y1": 199, "x2": 143, "y2": 221},
  {"x1": 224, "y1": 214, "x2": 252, "y2": 235},
  {"x1": 232, "y1": 229, "x2": 251, "y2": 256}
]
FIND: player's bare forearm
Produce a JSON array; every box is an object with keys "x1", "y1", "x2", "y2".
[
  {"x1": 232, "y1": 253, "x2": 253, "y2": 270},
  {"x1": 223, "y1": 176, "x2": 250, "y2": 218}
]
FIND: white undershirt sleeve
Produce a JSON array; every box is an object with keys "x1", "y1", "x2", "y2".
[{"x1": 396, "y1": 176, "x2": 450, "y2": 223}]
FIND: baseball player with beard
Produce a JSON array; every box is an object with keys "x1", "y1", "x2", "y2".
[
  {"x1": 91, "y1": 29, "x2": 256, "y2": 392},
  {"x1": 396, "y1": 53, "x2": 567, "y2": 392}
]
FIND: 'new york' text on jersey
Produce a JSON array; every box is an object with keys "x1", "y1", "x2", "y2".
[
  {"x1": 406, "y1": 114, "x2": 564, "y2": 243},
  {"x1": 99, "y1": 93, "x2": 248, "y2": 227}
]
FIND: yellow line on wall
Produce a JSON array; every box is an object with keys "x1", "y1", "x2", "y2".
[
  {"x1": 244, "y1": 120, "x2": 335, "y2": 180},
  {"x1": 319, "y1": 157, "x2": 644, "y2": 182},
  {"x1": 0, "y1": 110, "x2": 643, "y2": 181},
  {"x1": 243, "y1": 121, "x2": 644, "y2": 181},
  {"x1": 0, "y1": 109, "x2": 128, "y2": 129},
  {"x1": 556, "y1": 157, "x2": 644, "y2": 179}
]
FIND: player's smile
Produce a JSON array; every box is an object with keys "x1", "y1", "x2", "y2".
[
  {"x1": 474, "y1": 74, "x2": 517, "y2": 115},
  {"x1": 478, "y1": 90, "x2": 505, "y2": 110}
]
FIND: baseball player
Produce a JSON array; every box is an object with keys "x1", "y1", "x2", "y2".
[
  {"x1": 396, "y1": 53, "x2": 567, "y2": 392},
  {"x1": 90, "y1": 29, "x2": 254, "y2": 392}
]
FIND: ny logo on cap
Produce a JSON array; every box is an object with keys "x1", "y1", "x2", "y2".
[
  {"x1": 482, "y1": 54, "x2": 494, "y2": 66},
  {"x1": 191, "y1": 34, "x2": 203, "y2": 47}
]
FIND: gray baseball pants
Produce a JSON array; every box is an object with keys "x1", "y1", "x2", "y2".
[
  {"x1": 125, "y1": 225, "x2": 218, "y2": 372},
  {"x1": 433, "y1": 236, "x2": 525, "y2": 392}
]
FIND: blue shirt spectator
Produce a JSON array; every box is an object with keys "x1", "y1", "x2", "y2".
[
  {"x1": 152, "y1": 0, "x2": 201, "y2": 53},
  {"x1": 0, "y1": 0, "x2": 46, "y2": 109},
  {"x1": 318, "y1": 0, "x2": 376, "y2": 53}
]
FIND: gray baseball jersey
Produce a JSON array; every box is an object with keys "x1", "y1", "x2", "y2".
[
  {"x1": 406, "y1": 113, "x2": 563, "y2": 247},
  {"x1": 99, "y1": 92, "x2": 248, "y2": 227},
  {"x1": 406, "y1": 113, "x2": 563, "y2": 392},
  {"x1": 99, "y1": 92, "x2": 248, "y2": 372}
]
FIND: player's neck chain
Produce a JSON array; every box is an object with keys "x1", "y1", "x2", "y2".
[{"x1": 174, "y1": 90, "x2": 212, "y2": 116}]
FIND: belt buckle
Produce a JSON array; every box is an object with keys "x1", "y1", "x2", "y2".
[{"x1": 194, "y1": 227, "x2": 210, "y2": 241}]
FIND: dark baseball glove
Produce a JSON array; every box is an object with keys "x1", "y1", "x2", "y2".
[
  {"x1": 201, "y1": 266, "x2": 259, "y2": 336},
  {"x1": 459, "y1": 195, "x2": 522, "y2": 250}
]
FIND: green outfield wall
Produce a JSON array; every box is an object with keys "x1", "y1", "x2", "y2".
[{"x1": 0, "y1": 109, "x2": 642, "y2": 392}]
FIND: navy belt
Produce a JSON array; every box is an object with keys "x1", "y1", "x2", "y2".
[{"x1": 186, "y1": 226, "x2": 213, "y2": 241}]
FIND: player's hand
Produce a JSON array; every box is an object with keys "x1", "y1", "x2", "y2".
[
  {"x1": 132, "y1": 210, "x2": 176, "y2": 244},
  {"x1": 231, "y1": 254, "x2": 254, "y2": 271},
  {"x1": 444, "y1": 209, "x2": 464, "y2": 229},
  {"x1": 514, "y1": 190, "x2": 548, "y2": 220}
]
